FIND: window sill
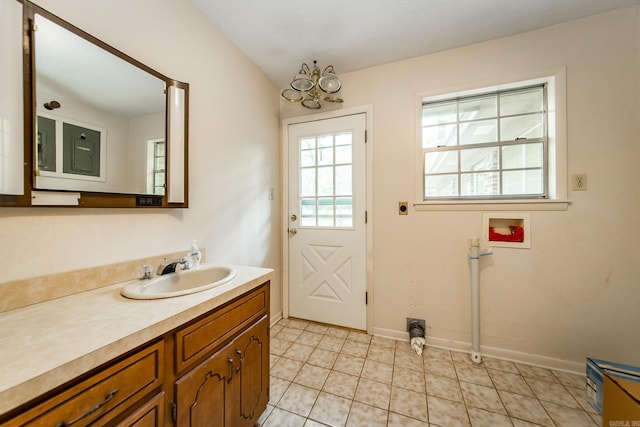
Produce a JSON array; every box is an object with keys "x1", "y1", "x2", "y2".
[{"x1": 413, "y1": 199, "x2": 570, "y2": 212}]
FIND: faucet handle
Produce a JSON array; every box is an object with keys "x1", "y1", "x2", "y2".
[
  {"x1": 180, "y1": 256, "x2": 193, "y2": 270},
  {"x1": 137, "y1": 264, "x2": 154, "y2": 280}
]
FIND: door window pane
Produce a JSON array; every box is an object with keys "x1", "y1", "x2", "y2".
[
  {"x1": 300, "y1": 148, "x2": 316, "y2": 167},
  {"x1": 298, "y1": 132, "x2": 354, "y2": 228},
  {"x1": 300, "y1": 168, "x2": 316, "y2": 196},
  {"x1": 336, "y1": 197, "x2": 353, "y2": 227},
  {"x1": 300, "y1": 198, "x2": 316, "y2": 226},
  {"x1": 318, "y1": 146, "x2": 333, "y2": 166},
  {"x1": 301, "y1": 137, "x2": 315, "y2": 149},
  {"x1": 335, "y1": 165, "x2": 352, "y2": 195},
  {"x1": 317, "y1": 197, "x2": 334, "y2": 227},
  {"x1": 335, "y1": 133, "x2": 352, "y2": 164},
  {"x1": 317, "y1": 166, "x2": 334, "y2": 196}
]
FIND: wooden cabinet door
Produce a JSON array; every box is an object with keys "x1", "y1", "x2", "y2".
[
  {"x1": 233, "y1": 316, "x2": 269, "y2": 427},
  {"x1": 174, "y1": 342, "x2": 237, "y2": 427}
]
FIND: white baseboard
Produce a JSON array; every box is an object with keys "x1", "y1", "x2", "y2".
[
  {"x1": 372, "y1": 326, "x2": 585, "y2": 375},
  {"x1": 270, "y1": 310, "x2": 283, "y2": 327}
]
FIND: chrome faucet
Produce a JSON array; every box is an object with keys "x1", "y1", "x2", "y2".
[{"x1": 157, "y1": 256, "x2": 192, "y2": 275}]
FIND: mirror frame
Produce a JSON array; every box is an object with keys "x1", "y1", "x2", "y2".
[{"x1": 0, "y1": 0, "x2": 189, "y2": 208}]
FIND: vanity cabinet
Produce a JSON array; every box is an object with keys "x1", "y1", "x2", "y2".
[{"x1": 0, "y1": 280, "x2": 270, "y2": 427}]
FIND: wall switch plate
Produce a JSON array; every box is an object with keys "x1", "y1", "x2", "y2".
[
  {"x1": 136, "y1": 195, "x2": 162, "y2": 206},
  {"x1": 572, "y1": 174, "x2": 587, "y2": 191},
  {"x1": 399, "y1": 201, "x2": 408, "y2": 215}
]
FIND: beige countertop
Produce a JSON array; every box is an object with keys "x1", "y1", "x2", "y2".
[{"x1": 0, "y1": 265, "x2": 273, "y2": 415}]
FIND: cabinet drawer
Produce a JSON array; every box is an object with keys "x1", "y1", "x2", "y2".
[
  {"x1": 6, "y1": 340, "x2": 164, "y2": 427},
  {"x1": 175, "y1": 283, "x2": 268, "y2": 373},
  {"x1": 113, "y1": 392, "x2": 165, "y2": 427}
]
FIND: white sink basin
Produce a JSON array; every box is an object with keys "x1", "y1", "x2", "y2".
[{"x1": 121, "y1": 265, "x2": 236, "y2": 299}]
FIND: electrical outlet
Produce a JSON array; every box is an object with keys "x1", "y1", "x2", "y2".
[
  {"x1": 399, "y1": 201, "x2": 408, "y2": 215},
  {"x1": 572, "y1": 174, "x2": 587, "y2": 191}
]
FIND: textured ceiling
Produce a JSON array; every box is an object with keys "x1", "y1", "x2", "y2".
[{"x1": 190, "y1": 0, "x2": 640, "y2": 88}]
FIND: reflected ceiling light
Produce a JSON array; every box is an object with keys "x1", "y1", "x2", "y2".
[
  {"x1": 44, "y1": 100, "x2": 61, "y2": 110},
  {"x1": 281, "y1": 60, "x2": 343, "y2": 110}
]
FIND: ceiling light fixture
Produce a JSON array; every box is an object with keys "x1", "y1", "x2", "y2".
[
  {"x1": 281, "y1": 60, "x2": 343, "y2": 110},
  {"x1": 44, "y1": 100, "x2": 61, "y2": 110}
]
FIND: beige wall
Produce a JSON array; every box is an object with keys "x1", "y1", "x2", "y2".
[
  {"x1": 3, "y1": 1, "x2": 639, "y2": 373},
  {"x1": 283, "y1": 7, "x2": 640, "y2": 370},
  {"x1": 0, "y1": 0, "x2": 283, "y2": 317}
]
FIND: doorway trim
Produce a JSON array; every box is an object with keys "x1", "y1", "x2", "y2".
[{"x1": 282, "y1": 105, "x2": 373, "y2": 333}]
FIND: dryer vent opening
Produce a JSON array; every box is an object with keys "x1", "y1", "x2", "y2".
[{"x1": 406, "y1": 318, "x2": 426, "y2": 355}]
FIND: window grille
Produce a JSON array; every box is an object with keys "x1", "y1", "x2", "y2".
[
  {"x1": 422, "y1": 85, "x2": 547, "y2": 200},
  {"x1": 152, "y1": 140, "x2": 166, "y2": 196}
]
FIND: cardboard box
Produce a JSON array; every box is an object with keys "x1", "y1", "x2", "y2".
[
  {"x1": 586, "y1": 358, "x2": 640, "y2": 418},
  {"x1": 603, "y1": 373, "x2": 640, "y2": 426}
]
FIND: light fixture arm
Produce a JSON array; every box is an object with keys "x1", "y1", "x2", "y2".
[{"x1": 323, "y1": 65, "x2": 335, "y2": 75}]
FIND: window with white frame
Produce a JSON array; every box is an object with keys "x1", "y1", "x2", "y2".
[
  {"x1": 146, "y1": 139, "x2": 166, "y2": 196},
  {"x1": 152, "y1": 140, "x2": 166, "y2": 195},
  {"x1": 421, "y1": 84, "x2": 547, "y2": 200}
]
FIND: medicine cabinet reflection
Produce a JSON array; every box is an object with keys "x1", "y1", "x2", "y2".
[{"x1": 0, "y1": 0, "x2": 189, "y2": 207}]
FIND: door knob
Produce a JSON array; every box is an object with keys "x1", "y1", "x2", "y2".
[{"x1": 289, "y1": 228, "x2": 298, "y2": 235}]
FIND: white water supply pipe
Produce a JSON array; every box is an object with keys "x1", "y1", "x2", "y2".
[{"x1": 469, "y1": 236, "x2": 492, "y2": 364}]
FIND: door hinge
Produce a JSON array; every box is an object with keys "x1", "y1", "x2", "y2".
[
  {"x1": 365, "y1": 291, "x2": 368, "y2": 305},
  {"x1": 170, "y1": 401, "x2": 177, "y2": 424},
  {"x1": 365, "y1": 210, "x2": 368, "y2": 223},
  {"x1": 364, "y1": 130, "x2": 368, "y2": 143}
]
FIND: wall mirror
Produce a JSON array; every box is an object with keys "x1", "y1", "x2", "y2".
[{"x1": 0, "y1": 0, "x2": 189, "y2": 207}]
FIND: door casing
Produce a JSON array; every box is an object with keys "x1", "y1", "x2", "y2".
[{"x1": 281, "y1": 105, "x2": 373, "y2": 333}]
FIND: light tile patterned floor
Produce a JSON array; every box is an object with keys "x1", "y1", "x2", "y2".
[{"x1": 257, "y1": 318, "x2": 600, "y2": 427}]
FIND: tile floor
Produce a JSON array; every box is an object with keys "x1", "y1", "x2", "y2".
[{"x1": 256, "y1": 318, "x2": 600, "y2": 427}]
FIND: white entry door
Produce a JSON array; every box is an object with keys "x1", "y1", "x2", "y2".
[{"x1": 287, "y1": 113, "x2": 367, "y2": 330}]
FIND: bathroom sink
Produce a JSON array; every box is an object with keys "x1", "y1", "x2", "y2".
[{"x1": 121, "y1": 265, "x2": 236, "y2": 299}]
